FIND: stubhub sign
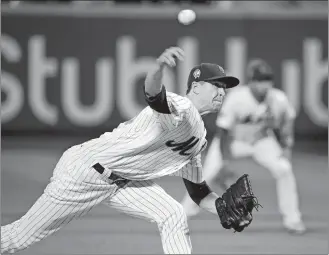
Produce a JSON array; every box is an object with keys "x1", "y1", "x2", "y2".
[{"x1": 1, "y1": 11, "x2": 328, "y2": 136}]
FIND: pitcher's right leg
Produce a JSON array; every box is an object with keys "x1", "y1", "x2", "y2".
[{"x1": 1, "y1": 174, "x2": 113, "y2": 254}]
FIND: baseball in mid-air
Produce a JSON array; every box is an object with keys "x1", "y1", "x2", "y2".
[{"x1": 178, "y1": 9, "x2": 196, "y2": 25}]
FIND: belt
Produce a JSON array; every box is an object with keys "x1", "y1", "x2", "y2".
[{"x1": 92, "y1": 163, "x2": 129, "y2": 186}]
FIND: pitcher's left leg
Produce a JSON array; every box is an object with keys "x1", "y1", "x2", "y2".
[{"x1": 104, "y1": 180, "x2": 192, "y2": 254}]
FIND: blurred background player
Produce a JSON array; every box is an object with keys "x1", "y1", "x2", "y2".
[{"x1": 181, "y1": 59, "x2": 306, "y2": 234}]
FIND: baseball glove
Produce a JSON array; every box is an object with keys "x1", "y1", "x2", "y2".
[{"x1": 215, "y1": 174, "x2": 261, "y2": 232}]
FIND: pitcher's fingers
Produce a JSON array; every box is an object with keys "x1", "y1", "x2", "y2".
[
  {"x1": 167, "y1": 47, "x2": 185, "y2": 61},
  {"x1": 164, "y1": 55, "x2": 176, "y2": 66},
  {"x1": 173, "y1": 52, "x2": 184, "y2": 61},
  {"x1": 173, "y1": 47, "x2": 185, "y2": 58},
  {"x1": 172, "y1": 49, "x2": 185, "y2": 61}
]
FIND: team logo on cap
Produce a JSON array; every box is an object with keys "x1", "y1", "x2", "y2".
[
  {"x1": 218, "y1": 65, "x2": 225, "y2": 73},
  {"x1": 193, "y1": 69, "x2": 201, "y2": 79}
]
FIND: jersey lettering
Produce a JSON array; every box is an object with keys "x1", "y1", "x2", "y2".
[
  {"x1": 166, "y1": 136, "x2": 199, "y2": 156},
  {"x1": 241, "y1": 110, "x2": 274, "y2": 125}
]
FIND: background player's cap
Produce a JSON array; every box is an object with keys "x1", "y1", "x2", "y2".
[
  {"x1": 187, "y1": 63, "x2": 240, "y2": 90},
  {"x1": 247, "y1": 59, "x2": 274, "y2": 82}
]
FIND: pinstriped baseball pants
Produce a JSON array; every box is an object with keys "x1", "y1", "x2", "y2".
[{"x1": 1, "y1": 149, "x2": 192, "y2": 254}]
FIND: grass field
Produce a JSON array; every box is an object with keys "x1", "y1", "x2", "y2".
[{"x1": 1, "y1": 137, "x2": 328, "y2": 254}]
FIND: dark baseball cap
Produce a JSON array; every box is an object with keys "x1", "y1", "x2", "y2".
[
  {"x1": 247, "y1": 59, "x2": 274, "y2": 81},
  {"x1": 187, "y1": 63, "x2": 240, "y2": 90}
]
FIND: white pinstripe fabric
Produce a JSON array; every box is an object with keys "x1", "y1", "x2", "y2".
[
  {"x1": 1, "y1": 149, "x2": 192, "y2": 254},
  {"x1": 169, "y1": 154, "x2": 204, "y2": 183},
  {"x1": 68, "y1": 92, "x2": 207, "y2": 181},
  {"x1": 105, "y1": 180, "x2": 192, "y2": 254},
  {"x1": 1, "y1": 92, "x2": 206, "y2": 254},
  {"x1": 1, "y1": 150, "x2": 116, "y2": 253}
]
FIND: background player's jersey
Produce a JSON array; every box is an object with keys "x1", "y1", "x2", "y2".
[
  {"x1": 216, "y1": 85, "x2": 296, "y2": 144},
  {"x1": 72, "y1": 88, "x2": 207, "y2": 182}
]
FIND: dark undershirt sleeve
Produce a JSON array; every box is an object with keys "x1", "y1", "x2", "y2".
[
  {"x1": 183, "y1": 178, "x2": 212, "y2": 205},
  {"x1": 144, "y1": 85, "x2": 171, "y2": 114}
]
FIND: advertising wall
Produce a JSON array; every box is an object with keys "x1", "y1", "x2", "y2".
[{"x1": 2, "y1": 8, "x2": 328, "y2": 137}]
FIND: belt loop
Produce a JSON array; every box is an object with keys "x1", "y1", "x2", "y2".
[
  {"x1": 92, "y1": 163, "x2": 105, "y2": 174},
  {"x1": 92, "y1": 163, "x2": 129, "y2": 187}
]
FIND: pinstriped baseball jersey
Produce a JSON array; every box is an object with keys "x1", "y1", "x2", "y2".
[
  {"x1": 216, "y1": 85, "x2": 296, "y2": 144},
  {"x1": 69, "y1": 88, "x2": 207, "y2": 182},
  {"x1": 1, "y1": 148, "x2": 192, "y2": 254},
  {"x1": 169, "y1": 154, "x2": 203, "y2": 183}
]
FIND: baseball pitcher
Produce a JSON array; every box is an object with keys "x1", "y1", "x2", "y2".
[
  {"x1": 1, "y1": 47, "x2": 260, "y2": 254},
  {"x1": 181, "y1": 59, "x2": 305, "y2": 234}
]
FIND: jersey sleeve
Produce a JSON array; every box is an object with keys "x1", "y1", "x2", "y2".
[
  {"x1": 216, "y1": 91, "x2": 237, "y2": 130},
  {"x1": 144, "y1": 85, "x2": 171, "y2": 114},
  {"x1": 144, "y1": 86, "x2": 191, "y2": 130},
  {"x1": 283, "y1": 98, "x2": 296, "y2": 121},
  {"x1": 169, "y1": 154, "x2": 204, "y2": 183},
  {"x1": 272, "y1": 91, "x2": 296, "y2": 148},
  {"x1": 276, "y1": 91, "x2": 297, "y2": 124},
  {"x1": 160, "y1": 93, "x2": 192, "y2": 130}
]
